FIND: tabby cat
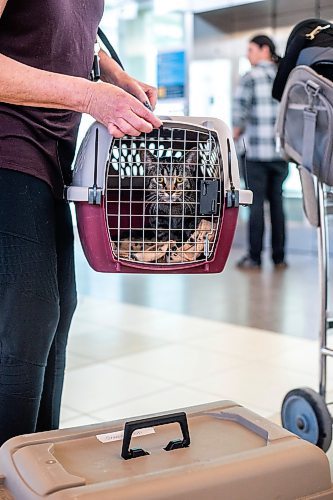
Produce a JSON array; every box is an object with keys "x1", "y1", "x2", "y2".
[{"x1": 140, "y1": 147, "x2": 198, "y2": 242}]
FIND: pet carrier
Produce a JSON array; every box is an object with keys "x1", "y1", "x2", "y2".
[
  {"x1": 1, "y1": 400, "x2": 333, "y2": 499},
  {"x1": 66, "y1": 117, "x2": 252, "y2": 273}
]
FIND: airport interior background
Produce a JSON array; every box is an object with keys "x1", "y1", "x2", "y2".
[{"x1": 62, "y1": 0, "x2": 333, "y2": 464}]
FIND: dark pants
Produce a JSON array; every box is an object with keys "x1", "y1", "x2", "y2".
[
  {"x1": 247, "y1": 160, "x2": 289, "y2": 265},
  {"x1": 0, "y1": 169, "x2": 77, "y2": 445}
]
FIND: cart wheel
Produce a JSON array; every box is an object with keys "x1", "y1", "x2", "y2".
[{"x1": 281, "y1": 387, "x2": 332, "y2": 452}]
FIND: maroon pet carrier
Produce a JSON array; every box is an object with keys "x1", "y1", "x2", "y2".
[{"x1": 66, "y1": 117, "x2": 252, "y2": 273}]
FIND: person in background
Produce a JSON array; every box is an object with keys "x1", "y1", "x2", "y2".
[
  {"x1": 0, "y1": 0, "x2": 161, "y2": 446},
  {"x1": 233, "y1": 34, "x2": 289, "y2": 270}
]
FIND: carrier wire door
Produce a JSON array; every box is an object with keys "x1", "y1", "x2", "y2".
[{"x1": 66, "y1": 117, "x2": 252, "y2": 273}]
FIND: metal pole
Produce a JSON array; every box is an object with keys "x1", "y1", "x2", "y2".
[
  {"x1": 318, "y1": 181, "x2": 328, "y2": 398},
  {"x1": 184, "y1": 10, "x2": 194, "y2": 116},
  {"x1": 315, "y1": 0, "x2": 321, "y2": 18}
]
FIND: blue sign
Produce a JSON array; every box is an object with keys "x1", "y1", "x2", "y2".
[{"x1": 157, "y1": 51, "x2": 186, "y2": 100}]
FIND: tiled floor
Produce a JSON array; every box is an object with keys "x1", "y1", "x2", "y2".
[{"x1": 60, "y1": 295, "x2": 328, "y2": 427}]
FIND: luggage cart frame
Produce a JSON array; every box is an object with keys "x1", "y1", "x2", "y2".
[{"x1": 281, "y1": 166, "x2": 333, "y2": 452}]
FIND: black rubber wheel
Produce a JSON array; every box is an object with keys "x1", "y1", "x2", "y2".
[{"x1": 281, "y1": 387, "x2": 332, "y2": 452}]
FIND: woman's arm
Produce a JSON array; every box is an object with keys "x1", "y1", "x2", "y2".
[
  {"x1": 0, "y1": 0, "x2": 161, "y2": 137},
  {"x1": 0, "y1": 53, "x2": 90, "y2": 111},
  {"x1": 0, "y1": 0, "x2": 6, "y2": 16}
]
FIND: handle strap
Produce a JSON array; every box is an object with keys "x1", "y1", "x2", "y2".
[{"x1": 97, "y1": 27, "x2": 124, "y2": 70}]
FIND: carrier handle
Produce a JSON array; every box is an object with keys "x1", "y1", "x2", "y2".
[{"x1": 121, "y1": 411, "x2": 190, "y2": 460}]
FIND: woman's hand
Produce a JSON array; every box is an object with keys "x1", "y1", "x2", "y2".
[
  {"x1": 99, "y1": 50, "x2": 158, "y2": 110},
  {"x1": 84, "y1": 81, "x2": 162, "y2": 138},
  {"x1": 117, "y1": 74, "x2": 158, "y2": 110}
]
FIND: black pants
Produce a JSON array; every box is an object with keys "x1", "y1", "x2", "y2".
[
  {"x1": 0, "y1": 169, "x2": 77, "y2": 445},
  {"x1": 246, "y1": 160, "x2": 289, "y2": 264}
]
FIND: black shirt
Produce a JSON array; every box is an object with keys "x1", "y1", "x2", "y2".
[{"x1": 0, "y1": 0, "x2": 104, "y2": 197}]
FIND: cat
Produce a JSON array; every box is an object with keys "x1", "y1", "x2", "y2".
[{"x1": 140, "y1": 147, "x2": 198, "y2": 242}]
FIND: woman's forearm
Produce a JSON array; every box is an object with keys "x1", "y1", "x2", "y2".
[
  {"x1": 0, "y1": 51, "x2": 161, "y2": 138},
  {"x1": 0, "y1": 53, "x2": 91, "y2": 112}
]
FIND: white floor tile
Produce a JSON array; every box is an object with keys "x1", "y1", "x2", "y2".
[
  {"x1": 62, "y1": 363, "x2": 171, "y2": 414},
  {"x1": 75, "y1": 298, "x2": 228, "y2": 342},
  {"x1": 187, "y1": 327, "x2": 313, "y2": 362},
  {"x1": 110, "y1": 344, "x2": 246, "y2": 384},
  {"x1": 67, "y1": 329, "x2": 168, "y2": 363},
  {"x1": 60, "y1": 415, "x2": 102, "y2": 429},
  {"x1": 268, "y1": 340, "x2": 318, "y2": 378},
  {"x1": 60, "y1": 406, "x2": 82, "y2": 423},
  {"x1": 66, "y1": 352, "x2": 95, "y2": 371},
  {"x1": 185, "y1": 361, "x2": 317, "y2": 415},
  {"x1": 268, "y1": 412, "x2": 281, "y2": 425},
  {"x1": 90, "y1": 387, "x2": 222, "y2": 422}
]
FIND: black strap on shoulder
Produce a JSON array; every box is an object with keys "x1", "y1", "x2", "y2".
[{"x1": 97, "y1": 27, "x2": 124, "y2": 70}]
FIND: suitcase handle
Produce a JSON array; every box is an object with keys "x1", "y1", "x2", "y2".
[{"x1": 121, "y1": 411, "x2": 190, "y2": 460}]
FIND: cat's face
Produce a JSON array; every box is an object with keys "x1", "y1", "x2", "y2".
[{"x1": 140, "y1": 148, "x2": 197, "y2": 203}]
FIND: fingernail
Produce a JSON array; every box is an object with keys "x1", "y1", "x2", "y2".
[{"x1": 144, "y1": 101, "x2": 153, "y2": 111}]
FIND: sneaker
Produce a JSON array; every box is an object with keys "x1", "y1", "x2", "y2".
[
  {"x1": 236, "y1": 255, "x2": 261, "y2": 270},
  {"x1": 274, "y1": 261, "x2": 288, "y2": 270}
]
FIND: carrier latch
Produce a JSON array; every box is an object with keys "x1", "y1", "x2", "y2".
[
  {"x1": 88, "y1": 186, "x2": 102, "y2": 205},
  {"x1": 226, "y1": 189, "x2": 240, "y2": 208},
  {"x1": 200, "y1": 179, "x2": 218, "y2": 215},
  {"x1": 225, "y1": 137, "x2": 240, "y2": 208}
]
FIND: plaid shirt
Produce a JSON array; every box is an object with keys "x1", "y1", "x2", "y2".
[{"x1": 232, "y1": 61, "x2": 282, "y2": 161}]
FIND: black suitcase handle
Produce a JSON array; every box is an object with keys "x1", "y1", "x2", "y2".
[{"x1": 121, "y1": 411, "x2": 190, "y2": 460}]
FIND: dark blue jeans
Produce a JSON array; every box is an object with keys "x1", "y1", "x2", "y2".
[
  {"x1": 0, "y1": 169, "x2": 77, "y2": 445},
  {"x1": 246, "y1": 160, "x2": 289, "y2": 265}
]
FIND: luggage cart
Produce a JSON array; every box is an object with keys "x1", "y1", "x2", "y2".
[{"x1": 281, "y1": 166, "x2": 333, "y2": 452}]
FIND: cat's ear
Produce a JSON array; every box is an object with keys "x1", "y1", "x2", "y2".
[
  {"x1": 184, "y1": 147, "x2": 198, "y2": 166},
  {"x1": 139, "y1": 149, "x2": 157, "y2": 166}
]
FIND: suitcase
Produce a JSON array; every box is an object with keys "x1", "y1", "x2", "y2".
[{"x1": 0, "y1": 400, "x2": 332, "y2": 500}]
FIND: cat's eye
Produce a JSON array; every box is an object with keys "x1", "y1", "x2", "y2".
[
  {"x1": 157, "y1": 176, "x2": 164, "y2": 184},
  {"x1": 176, "y1": 176, "x2": 184, "y2": 184}
]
